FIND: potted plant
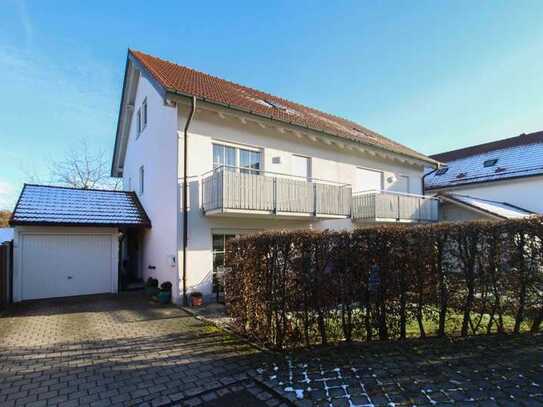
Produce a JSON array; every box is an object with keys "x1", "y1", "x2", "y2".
[
  {"x1": 158, "y1": 281, "x2": 172, "y2": 304},
  {"x1": 190, "y1": 291, "x2": 204, "y2": 307},
  {"x1": 144, "y1": 277, "x2": 159, "y2": 297}
]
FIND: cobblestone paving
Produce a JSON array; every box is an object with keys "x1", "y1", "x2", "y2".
[
  {"x1": 257, "y1": 335, "x2": 543, "y2": 406},
  {"x1": 0, "y1": 293, "x2": 287, "y2": 407}
]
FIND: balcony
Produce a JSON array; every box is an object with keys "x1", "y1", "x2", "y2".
[
  {"x1": 352, "y1": 190, "x2": 439, "y2": 223},
  {"x1": 202, "y1": 166, "x2": 351, "y2": 219}
]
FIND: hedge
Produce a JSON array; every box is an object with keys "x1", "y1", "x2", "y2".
[{"x1": 224, "y1": 217, "x2": 543, "y2": 349}]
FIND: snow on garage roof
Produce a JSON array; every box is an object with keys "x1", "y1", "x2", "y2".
[
  {"x1": 439, "y1": 193, "x2": 535, "y2": 219},
  {"x1": 10, "y1": 184, "x2": 151, "y2": 227}
]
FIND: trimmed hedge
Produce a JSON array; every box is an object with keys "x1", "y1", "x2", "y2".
[{"x1": 224, "y1": 217, "x2": 543, "y2": 349}]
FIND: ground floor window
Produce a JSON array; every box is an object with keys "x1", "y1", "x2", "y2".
[{"x1": 212, "y1": 233, "x2": 236, "y2": 293}]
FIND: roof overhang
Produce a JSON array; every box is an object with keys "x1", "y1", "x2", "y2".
[{"x1": 111, "y1": 50, "x2": 440, "y2": 175}]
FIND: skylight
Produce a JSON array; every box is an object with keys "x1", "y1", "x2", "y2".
[
  {"x1": 483, "y1": 158, "x2": 498, "y2": 167},
  {"x1": 435, "y1": 168, "x2": 449, "y2": 176},
  {"x1": 456, "y1": 172, "x2": 467, "y2": 179}
]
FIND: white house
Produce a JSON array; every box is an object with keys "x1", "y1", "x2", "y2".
[
  {"x1": 110, "y1": 49, "x2": 439, "y2": 305},
  {"x1": 424, "y1": 131, "x2": 542, "y2": 221}
]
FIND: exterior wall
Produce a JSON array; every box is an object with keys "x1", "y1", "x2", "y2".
[
  {"x1": 121, "y1": 74, "x2": 180, "y2": 300},
  {"x1": 176, "y1": 103, "x2": 427, "y2": 300},
  {"x1": 432, "y1": 176, "x2": 543, "y2": 216},
  {"x1": 439, "y1": 202, "x2": 495, "y2": 222},
  {"x1": 12, "y1": 226, "x2": 119, "y2": 302}
]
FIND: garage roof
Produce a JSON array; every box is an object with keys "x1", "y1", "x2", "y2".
[{"x1": 10, "y1": 184, "x2": 151, "y2": 228}]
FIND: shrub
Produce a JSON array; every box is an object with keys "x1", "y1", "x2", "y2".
[{"x1": 224, "y1": 217, "x2": 543, "y2": 349}]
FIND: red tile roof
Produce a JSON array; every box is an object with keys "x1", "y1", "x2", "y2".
[
  {"x1": 430, "y1": 131, "x2": 543, "y2": 162},
  {"x1": 129, "y1": 50, "x2": 434, "y2": 164}
]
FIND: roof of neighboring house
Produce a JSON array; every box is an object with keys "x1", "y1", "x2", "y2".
[
  {"x1": 127, "y1": 50, "x2": 435, "y2": 165},
  {"x1": 10, "y1": 184, "x2": 151, "y2": 228},
  {"x1": 425, "y1": 130, "x2": 543, "y2": 190},
  {"x1": 439, "y1": 193, "x2": 535, "y2": 219},
  {"x1": 0, "y1": 228, "x2": 13, "y2": 242}
]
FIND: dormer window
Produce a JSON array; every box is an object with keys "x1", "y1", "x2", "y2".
[
  {"x1": 435, "y1": 167, "x2": 449, "y2": 176},
  {"x1": 483, "y1": 158, "x2": 498, "y2": 167}
]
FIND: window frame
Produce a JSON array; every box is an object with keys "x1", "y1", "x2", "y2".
[
  {"x1": 142, "y1": 98, "x2": 148, "y2": 130},
  {"x1": 139, "y1": 165, "x2": 144, "y2": 195},
  {"x1": 212, "y1": 141, "x2": 262, "y2": 174}
]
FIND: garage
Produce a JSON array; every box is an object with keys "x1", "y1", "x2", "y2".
[{"x1": 10, "y1": 184, "x2": 150, "y2": 302}]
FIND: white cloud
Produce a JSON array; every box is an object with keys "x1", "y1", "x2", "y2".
[{"x1": 0, "y1": 181, "x2": 16, "y2": 211}]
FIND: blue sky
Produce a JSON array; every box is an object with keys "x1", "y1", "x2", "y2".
[{"x1": 1, "y1": 1, "x2": 542, "y2": 209}]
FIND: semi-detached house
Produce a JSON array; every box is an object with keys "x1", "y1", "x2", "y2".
[
  {"x1": 10, "y1": 49, "x2": 439, "y2": 303},
  {"x1": 111, "y1": 49, "x2": 441, "y2": 304}
]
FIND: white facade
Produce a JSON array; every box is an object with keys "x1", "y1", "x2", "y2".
[
  {"x1": 12, "y1": 226, "x2": 119, "y2": 302},
  {"x1": 120, "y1": 72, "x2": 431, "y2": 303}
]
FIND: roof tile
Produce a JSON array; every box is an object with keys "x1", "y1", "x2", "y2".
[{"x1": 129, "y1": 49, "x2": 434, "y2": 164}]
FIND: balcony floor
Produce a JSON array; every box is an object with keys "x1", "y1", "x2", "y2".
[{"x1": 203, "y1": 208, "x2": 349, "y2": 220}]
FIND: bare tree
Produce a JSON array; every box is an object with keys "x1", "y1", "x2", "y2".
[
  {"x1": 49, "y1": 140, "x2": 121, "y2": 190},
  {"x1": 0, "y1": 210, "x2": 11, "y2": 227}
]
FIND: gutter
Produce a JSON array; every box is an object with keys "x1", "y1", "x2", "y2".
[
  {"x1": 422, "y1": 167, "x2": 440, "y2": 196},
  {"x1": 178, "y1": 96, "x2": 196, "y2": 306}
]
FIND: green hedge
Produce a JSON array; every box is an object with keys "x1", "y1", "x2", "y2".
[{"x1": 224, "y1": 217, "x2": 543, "y2": 349}]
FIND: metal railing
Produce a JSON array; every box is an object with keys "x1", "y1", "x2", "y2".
[
  {"x1": 352, "y1": 190, "x2": 439, "y2": 222},
  {"x1": 201, "y1": 165, "x2": 352, "y2": 217}
]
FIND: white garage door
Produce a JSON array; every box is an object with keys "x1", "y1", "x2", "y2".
[{"x1": 21, "y1": 234, "x2": 114, "y2": 300}]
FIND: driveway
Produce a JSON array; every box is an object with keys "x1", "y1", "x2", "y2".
[{"x1": 0, "y1": 293, "x2": 286, "y2": 407}]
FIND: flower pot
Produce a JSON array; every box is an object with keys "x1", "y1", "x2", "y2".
[
  {"x1": 191, "y1": 295, "x2": 203, "y2": 307},
  {"x1": 158, "y1": 291, "x2": 171, "y2": 304}
]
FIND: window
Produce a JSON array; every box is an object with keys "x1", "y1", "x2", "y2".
[
  {"x1": 139, "y1": 166, "x2": 144, "y2": 195},
  {"x1": 483, "y1": 158, "x2": 498, "y2": 168},
  {"x1": 435, "y1": 167, "x2": 449, "y2": 176},
  {"x1": 212, "y1": 143, "x2": 261, "y2": 174},
  {"x1": 136, "y1": 108, "x2": 142, "y2": 137},
  {"x1": 240, "y1": 149, "x2": 261, "y2": 174},
  {"x1": 213, "y1": 144, "x2": 236, "y2": 170},
  {"x1": 142, "y1": 98, "x2": 148, "y2": 129},
  {"x1": 212, "y1": 234, "x2": 236, "y2": 293}
]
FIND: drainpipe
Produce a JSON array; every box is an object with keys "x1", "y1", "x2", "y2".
[
  {"x1": 178, "y1": 96, "x2": 196, "y2": 306},
  {"x1": 421, "y1": 165, "x2": 442, "y2": 196}
]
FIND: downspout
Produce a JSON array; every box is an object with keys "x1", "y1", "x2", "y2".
[
  {"x1": 179, "y1": 96, "x2": 196, "y2": 306},
  {"x1": 421, "y1": 165, "x2": 442, "y2": 196}
]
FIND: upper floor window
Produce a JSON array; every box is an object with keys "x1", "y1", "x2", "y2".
[
  {"x1": 136, "y1": 98, "x2": 148, "y2": 138},
  {"x1": 139, "y1": 165, "x2": 144, "y2": 195},
  {"x1": 483, "y1": 158, "x2": 498, "y2": 168},
  {"x1": 136, "y1": 108, "x2": 142, "y2": 137},
  {"x1": 212, "y1": 143, "x2": 261, "y2": 174},
  {"x1": 142, "y1": 98, "x2": 148, "y2": 129}
]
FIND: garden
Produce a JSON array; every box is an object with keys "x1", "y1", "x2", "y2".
[{"x1": 224, "y1": 217, "x2": 543, "y2": 350}]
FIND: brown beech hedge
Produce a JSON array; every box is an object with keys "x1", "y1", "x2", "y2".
[{"x1": 224, "y1": 217, "x2": 543, "y2": 349}]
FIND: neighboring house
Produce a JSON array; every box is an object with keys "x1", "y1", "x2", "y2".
[
  {"x1": 425, "y1": 131, "x2": 543, "y2": 221},
  {"x1": 110, "y1": 49, "x2": 438, "y2": 304},
  {"x1": 9, "y1": 185, "x2": 150, "y2": 301}
]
